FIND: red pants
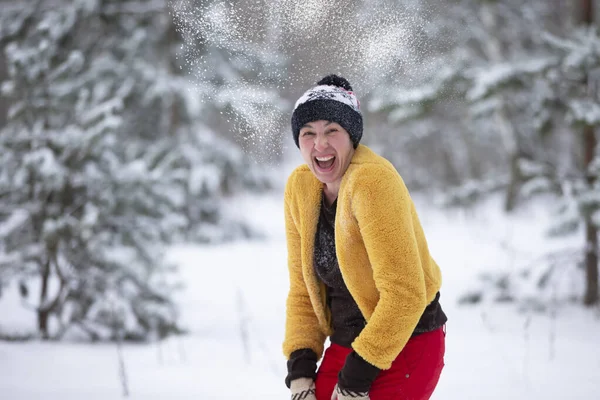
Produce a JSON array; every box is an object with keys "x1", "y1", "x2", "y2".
[{"x1": 315, "y1": 327, "x2": 445, "y2": 400}]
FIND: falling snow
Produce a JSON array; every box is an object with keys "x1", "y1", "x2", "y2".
[{"x1": 168, "y1": 0, "x2": 434, "y2": 161}]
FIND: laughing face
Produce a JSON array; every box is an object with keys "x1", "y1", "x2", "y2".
[{"x1": 298, "y1": 120, "x2": 355, "y2": 196}]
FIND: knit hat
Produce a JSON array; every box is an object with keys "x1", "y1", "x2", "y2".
[{"x1": 291, "y1": 74, "x2": 363, "y2": 149}]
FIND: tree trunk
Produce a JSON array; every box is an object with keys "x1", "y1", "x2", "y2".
[
  {"x1": 504, "y1": 152, "x2": 522, "y2": 212},
  {"x1": 0, "y1": 41, "x2": 8, "y2": 129},
  {"x1": 440, "y1": 138, "x2": 461, "y2": 187},
  {"x1": 581, "y1": 0, "x2": 598, "y2": 306},
  {"x1": 582, "y1": 0, "x2": 594, "y2": 24},
  {"x1": 583, "y1": 124, "x2": 598, "y2": 305},
  {"x1": 167, "y1": 21, "x2": 181, "y2": 137},
  {"x1": 38, "y1": 259, "x2": 51, "y2": 339},
  {"x1": 478, "y1": 4, "x2": 522, "y2": 212}
]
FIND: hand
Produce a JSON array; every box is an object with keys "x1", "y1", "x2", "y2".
[
  {"x1": 290, "y1": 377, "x2": 317, "y2": 400},
  {"x1": 330, "y1": 384, "x2": 370, "y2": 400}
]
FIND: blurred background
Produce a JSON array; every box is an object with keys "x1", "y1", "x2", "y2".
[{"x1": 0, "y1": 0, "x2": 599, "y2": 399}]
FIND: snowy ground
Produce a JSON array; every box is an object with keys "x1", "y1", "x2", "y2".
[{"x1": 2, "y1": 185, "x2": 600, "y2": 399}]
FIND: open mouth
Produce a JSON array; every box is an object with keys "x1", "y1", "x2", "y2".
[{"x1": 315, "y1": 155, "x2": 335, "y2": 171}]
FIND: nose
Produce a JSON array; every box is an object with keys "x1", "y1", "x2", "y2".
[{"x1": 314, "y1": 132, "x2": 328, "y2": 151}]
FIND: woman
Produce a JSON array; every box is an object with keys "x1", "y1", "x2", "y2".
[{"x1": 283, "y1": 74, "x2": 447, "y2": 400}]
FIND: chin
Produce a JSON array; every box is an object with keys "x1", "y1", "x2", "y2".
[{"x1": 315, "y1": 173, "x2": 338, "y2": 184}]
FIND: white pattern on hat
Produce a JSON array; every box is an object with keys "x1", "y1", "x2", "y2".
[{"x1": 293, "y1": 85, "x2": 361, "y2": 113}]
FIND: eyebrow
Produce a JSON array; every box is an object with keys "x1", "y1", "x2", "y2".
[{"x1": 301, "y1": 121, "x2": 334, "y2": 129}]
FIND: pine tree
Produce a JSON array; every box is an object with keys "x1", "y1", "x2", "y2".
[
  {"x1": 540, "y1": 0, "x2": 600, "y2": 306},
  {"x1": 0, "y1": 0, "x2": 273, "y2": 340},
  {"x1": 367, "y1": 0, "x2": 567, "y2": 202},
  {"x1": 0, "y1": 0, "x2": 184, "y2": 340},
  {"x1": 367, "y1": 0, "x2": 600, "y2": 306}
]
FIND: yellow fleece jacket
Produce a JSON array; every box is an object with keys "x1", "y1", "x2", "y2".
[{"x1": 282, "y1": 144, "x2": 443, "y2": 370}]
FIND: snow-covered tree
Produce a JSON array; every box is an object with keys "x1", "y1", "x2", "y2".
[
  {"x1": 0, "y1": 0, "x2": 274, "y2": 341},
  {"x1": 367, "y1": 0, "x2": 571, "y2": 204},
  {"x1": 0, "y1": 0, "x2": 185, "y2": 341},
  {"x1": 537, "y1": 1, "x2": 600, "y2": 306},
  {"x1": 452, "y1": 1, "x2": 600, "y2": 307},
  {"x1": 367, "y1": 0, "x2": 600, "y2": 307}
]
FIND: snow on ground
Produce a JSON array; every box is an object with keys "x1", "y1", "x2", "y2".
[{"x1": 1, "y1": 186, "x2": 600, "y2": 399}]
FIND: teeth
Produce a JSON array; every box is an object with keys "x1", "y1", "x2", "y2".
[{"x1": 315, "y1": 156, "x2": 334, "y2": 161}]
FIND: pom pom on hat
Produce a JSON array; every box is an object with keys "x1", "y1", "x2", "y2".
[
  {"x1": 291, "y1": 74, "x2": 363, "y2": 148},
  {"x1": 317, "y1": 74, "x2": 353, "y2": 91}
]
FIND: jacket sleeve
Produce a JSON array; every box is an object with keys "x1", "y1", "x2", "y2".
[
  {"x1": 350, "y1": 164, "x2": 428, "y2": 370},
  {"x1": 282, "y1": 177, "x2": 327, "y2": 361}
]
